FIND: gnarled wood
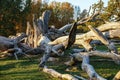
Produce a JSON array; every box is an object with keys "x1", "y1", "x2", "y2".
[
  {"x1": 43, "y1": 67, "x2": 78, "y2": 80},
  {"x1": 97, "y1": 22, "x2": 120, "y2": 32},
  {"x1": 114, "y1": 71, "x2": 120, "y2": 80},
  {"x1": 67, "y1": 52, "x2": 106, "y2": 80}
]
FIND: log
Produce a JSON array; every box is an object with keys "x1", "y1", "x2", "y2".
[
  {"x1": 12, "y1": 33, "x2": 31, "y2": 60},
  {"x1": 104, "y1": 29, "x2": 120, "y2": 38},
  {"x1": 0, "y1": 33, "x2": 32, "y2": 60},
  {"x1": 43, "y1": 67, "x2": 78, "y2": 80},
  {"x1": 114, "y1": 71, "x2": 120, "y2": 80},
  {"x1": 0, "y1": 37, "x2": 14, "y2": 51},
  {"x1": 72, "y1": 49, "x2": 86, "y2": 53},
  {"x1": 49, "y1": 22, "x2": 120, "y2": 52},
  {"x1": 58, "y1": 24, "x2": 72, "y2": 33},
  {"x1": 89, "y1": 51, "x2": 120, "y2": 64},
  {"x1": 81, "y1": 53, "x2": 106, "y2": 80},
  {"x1": 66, "y1": 50, "x2": 120, "y2": 79},
  {"x1": 39, "y1": 22, "x2": 77, "y2": 67},
  {"x1": 0, "y1": 33, "x2": 27, "y2": 51},
  {"x1": 70, "y1": 51, "x2": 120, "y2": 65},
  {"x1": 88, "y1": 25, "x2": 118, "y2": 54},
  {"x1": 97, "y1": 22, "x2": 120, "y2": 32},
  {"x1": 68, "y1": 52, "x2": 106, "y2": 80},
  {"x1": 46, "y1": 12, "x2": 100, "y2": 40}
]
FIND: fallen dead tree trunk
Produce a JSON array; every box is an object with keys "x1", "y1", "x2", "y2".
[
  {"x1": 97, "y1": 22, "x2": 120, "y2": 32},
  {"x1": 39, "y1": 22, "x2": 77, "y2": 67},
  {"x1": 66, "y1": 51, "x2": 120, "y2": 80},
  {"x1": 81, "y1": 53, "x2": 106, "y2": 80},
  {"x1": 66, "y1": 51, "x2": 120, "y2": 79},
  {"x1": 25, "y1": 10, "x2": 119, "y2": 60},
  {"x1": 68, "y1": 51, "x2": 120, "y2": 65},
  {"x1": 43, "y1": 66, "x2": 78, "y2": 80},
  {"x1": 0, "y1": 33, "x2": 32, "y2": 60},
  {"x1": 89, "y1": 51, "x2": 120, "y2": 64},
  {"x1": 103, "y1": 29, "x2": 120, "y2": 38},
  {"x1": 49, "y1": 24, "x2": 118, "y2": 54},
  {"x1": 0, "y1": 33, "x2": 27, "y2": 51},
  {"x1": 114, "y1": 71, "x2": 120, "y2": 80},
  {"x1": 66, "y1": 52, "x2": 107, "y2": 80}
]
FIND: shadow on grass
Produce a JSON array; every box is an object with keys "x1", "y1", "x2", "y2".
[{"x1": 0, "y1": 60, "x2": 37, "y2": 69}]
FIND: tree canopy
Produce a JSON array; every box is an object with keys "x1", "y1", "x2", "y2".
[{"x1": 0, "y1": 0, "x2": 120, "y2": 36}]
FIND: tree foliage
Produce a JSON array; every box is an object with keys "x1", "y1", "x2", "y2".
[
  {"x1": 0, "y1": 0, "x2": 31, "y2": 36},
  {"x1": 0, "y1": 0, "x2": 74, "y2": 36},
  {"x1": 102, "y1": 0, "x2": 120, "y2": 21},
  {"x1": 48, "y1": 1, "x2": 74, "y2": 28},
  {"x1": 0, "y1": 0, "x2": 120, "y2": 36},
  {"x1": 93, "y1": 0, "x2": 120, "y2": 21},
  {"x1": 77, "y1": 0, "x2": 120, "y2": 33}
]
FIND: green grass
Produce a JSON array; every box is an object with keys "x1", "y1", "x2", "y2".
[{"x1": 0, "y1": 45, "x2": 120, "y2": 80}]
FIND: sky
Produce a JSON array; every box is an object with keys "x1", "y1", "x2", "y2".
[{"x1": 49, "y1": 0, "x2": 109, "y2": 11}]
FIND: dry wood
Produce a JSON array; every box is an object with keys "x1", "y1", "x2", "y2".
[
  {"x1": 74, "y1": 75, "x2": 86, "y2": 80},
  {"x1": 39, "y1": 22, "x2": 77, "y2": 67},
  {"x1": 0, "y1": 33, "x2": 32, "y2": 60},
  {"x1": 0, "y1": 33, "x2": 27, "y2": 51},
  {"x1": 68, "y1": 52, "x2": 106, "y2": 80},
  {"x1": 97, "y1": 22, "x2": 120, "y2": 32},
  {"x1": 114, "y1": 71, "x2": 120, "y2": 80},
  {"x1": 43, "y1": 66, "x2": 78, "y2": 80},
  {"x1": 66, "y1": 50, "x2": 120, "y2": 79},
  {"x1": 49, "y1": 22, "x2": 120, "y2": 52},
  {"x1": 70, "y1": 51, "x2": 120, "y2": 65},
  {"x1": 106, "y1": 29, "x2": 120, "y2": 38},
  {"x1": 25, "y1": 22, "x2": 34, "y2": 47},
  {"x1": 89, "y1": 51, "x2": 120, "y2": 64},
  {"x1": 81, "y1": 53, "x2": 106, "y2": 80}
]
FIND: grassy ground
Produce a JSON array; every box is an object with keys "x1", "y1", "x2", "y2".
[{"x1": 0, "y1": 45, "x2": 120, "y2": 80}]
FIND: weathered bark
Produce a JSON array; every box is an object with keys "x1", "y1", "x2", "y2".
[
  {"x1": 0, "y1": 33, "x2": 27, "y2": 51},
  {"x1": 0, "y1": 36, "x2": 14, "y2": 51},
  {"x1": 39, "y1": 22, "x2": 77, "y2": 67},
  {"x1": 65, "y1": 22, "x2": 77, "y2": 49},
  {"x1": 81, "y1": 53, "x2": 106, "y2": 80},
  {"x1": 69, "y1": 51, "x2": 120, "y2": 65},
  {"x1": 46, "y1": 12, "x2": 100, "y2": 40},
  {"x1": 97, "y1": 22, "x2": 120, "y2": 32},
  {"x1": 25, "y1": 22, "x2": 34, "y2": 47},
  {"x1": 89, "y1": 51, "x2": 120, "y2": 64},
  {"x1": 49, "y1": 22, "x2": 120, "y2": 53},
  {"x1": 67, "y1": 52, "x2": 106, "y2": 80},
  {"x1": 104, "y1": 29, "x2": 120, "y2": 38},
  {"x1": 41, "y1": 10, "x2": 51, "y2": 34},
  {"x1": 114, "y1": 71, "x2": 120, "y2": 80},
  {"x1": 0, "y1": 33, "x2": 32, "y2": 60},
  {"x1": 25, "y1": 10, "x2": 51, "y2": 48},
  {"x1": 66, "y1": 50, "x2": 120, "y2": 79},
  {"x1": 43, "y1": 66, "x2": 78, "y2": 80}
]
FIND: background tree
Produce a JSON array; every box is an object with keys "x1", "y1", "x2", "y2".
[
  {"x1": 0, "y1": 0, "x2": 74, "y2": 36},
  {"x1": 101, "y1": 0, "x2": 120, "y2": 21},
  {"x1": 0, "y1": 0, "x2": 31, "y2": 36},
  {"x1": 48, "y1": 1, "x2": 74, "y2": 28}
]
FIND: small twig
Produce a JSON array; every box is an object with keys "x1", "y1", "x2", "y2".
[
  {"x1": 90, "y1": 59, "x2": 114, "y2": 62},
  {"x1": 74, "y1": 75, "x2": 87, "y2": 80}
]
